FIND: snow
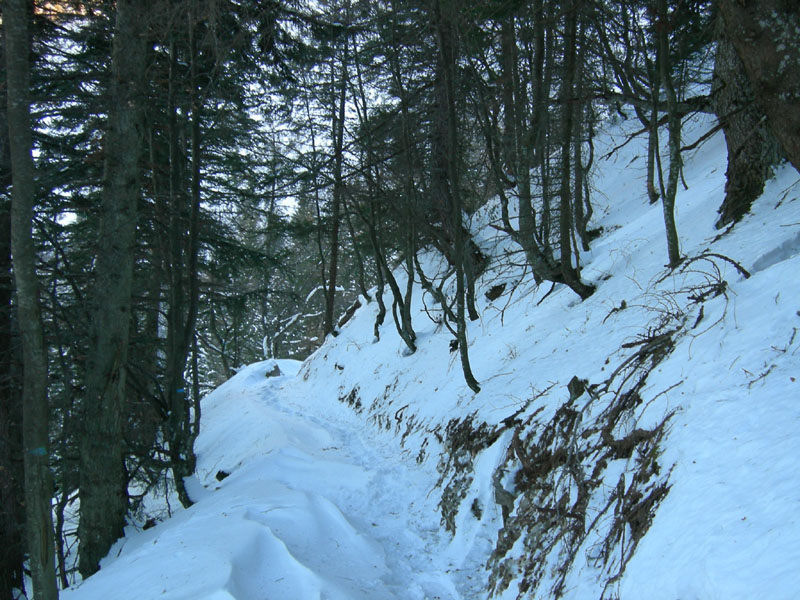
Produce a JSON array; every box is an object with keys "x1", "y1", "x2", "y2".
[
  {"x1": 61, "y1": 114, "x2": 800, "y2": 599},
  {"x1": 61, "y1": 358, "x2": 462, "y2": 599}
]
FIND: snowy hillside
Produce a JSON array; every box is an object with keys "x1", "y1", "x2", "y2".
[{"x1": 62, "y1": 114, "x2": 800, "y2": 600}]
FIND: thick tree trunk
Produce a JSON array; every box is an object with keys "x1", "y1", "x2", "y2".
[
  {"x1": 0, "y1": 35, "x2": 27, "y2": 598},
  {"x1": 79, "y1": 0, "x2": 150, "y2": 578},
  {"x1": 712, "y1": 17, "x2": 780, "y2": 228},
  {"x1": 718, "y1": 0, "x2": 800, "y2": 175},
  {"x1": 4, "y1": 0, "x2": 60, "y2": 597},
  {"x1": 0, "y1": 198, "x2": 25, "y2": 600}
]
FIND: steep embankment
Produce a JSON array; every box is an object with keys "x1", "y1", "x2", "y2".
[
  {"x1": 298, "y1": 112, "x2": 800, "y2": 598},
  {"x1": 64, "y1": 113, "x2": 800, "y2": 600}
]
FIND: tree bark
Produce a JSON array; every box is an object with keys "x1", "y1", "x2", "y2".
[
  {"x1": 79, "y1": 0, "x2": 150, "y2": 577},
  {"x1": 4, "y1": 0, "x2": 60, "y2": 597},
  {"x1": 712, "y1": 15, "x2": 780, "y2": 228},
  {"x1": 0, "y1": 29, "x2": 27, "y2": 598},
  {"x1": 0, "y1": 197, "x2": 25, "y2": 600},
  {"x1": 718, "y1": 0, "x2": 800, "y2": 174}
]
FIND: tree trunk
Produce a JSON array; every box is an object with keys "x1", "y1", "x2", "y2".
[
  {"x1": 712, "y1": 16, "x2": 780, "y2": 228},
  {"x1": 163, "y1": 10, "x2": 204, "y2": 509},
  {"x1": 503, "y1": 3, "x2": 563, "y2": 287},
  {"x1": 351, "y1": 46, "x2": 387, "y2": 341},
  {"x1": 79, "y1": 0, "x2": 150, "y2": 577},
  {"x1": 0, "y1": 195, "x2": 25, "y2": 600},
  {"x1": 324, "y1": 50, "x2": 348, "y2": 338},
  {"x1": 656, "y1": 0, "x2": 682, "y2": 268},
  {"x1": 499, "y1": 17, "x2": 517, "y2": 175},
  {"x1": 343, "y1": 197, "x2": 370, "y2": 302},
  {"x1": 558, "y1": 0, "x2": 594, "y2": 299},
  {"x1": 4, "y1": 0, "x2": 60, "y2": 597},
  {"x1": 432, "y1": 0, "x2": 480, "y2": 393},
  {"x1": 383, "y1": 8, "x2": 418, "y2": 353},
  {"x1": 0, "y1": 30, "x2": 27, "y2": 597},
  {"x1": 182, "y1": 10, "x2": 202, "y2": 482},
  {"x1": 572, "y1": 19, "x2": 592, "y2": 252},
  {"x1": 164, "y1": 32, "x2": 193, "y2": 509},
  {"x1": 718, "y1": 0, "x2": 800, "y2": 174}
]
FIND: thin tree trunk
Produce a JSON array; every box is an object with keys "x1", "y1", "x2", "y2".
[
  {"x1": 190, "y1": 333, "x2": 201, "y2": 454},
  {"x1": 433, "y1": 0, "x2": 480, "y2": 392},
  {"x1": 79, "y1": 0, "x2": 150, "y2": 577},
  {"x1": 165, "y1": 10, "x2": 203, "y2": 509},
  {"x1": 558, "y1": 0, "x2": 594, "y2": 299},
  {"x1": 383, "y1": 7, "x2": 418, "y2": 353},
  {"x1": 343, "y1": 197, "x2": 370, "y2": 301},
  {"x1": 301, "y1": 85, "x2": 329, "y2": 338},
  {"x1": 499, "y1": 17, "x2": 517, "y2": 175},
  {"x1": 656, "y1": 0, "x2": 682, "y2": 268},
  {"x1": 4, "y1": 0, "x2": 59, "y2": 596},
  {"x1": 350, "y1": 44, "x2": 386, "y2": 340},
  {"x1": 54, "y1": 491, "x2": 70, "y2": 589},
  {"x1": 164, "y1": 32, "x2": 193, "y2": 508},
  {"x1": 504, "y1": 4, "x2": 562, "y2": 286},
  {"x1": 49, "y1": 311, "x2": 76, "y2": 591},
  {"x1": 572, "y1": 20, "x2": 591, "y2": 252},
  {"x1": 646, "y1": 107, "x2": 660, "y2": 205},
  {"x1": 183, "y1": 11, "x2": 202, "y2": 477},
  {"x1": 538, "y1": 15, "x2": 555, "y2": 246},
  {"x1": 324, "y1": 50, "x2": 348, "y2": 337},
  {"x1": 559, "y1": 1, "x2": 578, "y2": 285}
]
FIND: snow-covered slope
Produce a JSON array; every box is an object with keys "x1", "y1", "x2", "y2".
[{"x1": 63, "y1": 114, "x2": 800, "y2": 600}]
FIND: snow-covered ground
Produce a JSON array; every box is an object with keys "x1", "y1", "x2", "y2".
[
  {"x1": 62, "y1": 114, "x2": 800, "y2": 599},
  {"x1": 62, "y1": 358, "x2": 466, "y2": 599}
]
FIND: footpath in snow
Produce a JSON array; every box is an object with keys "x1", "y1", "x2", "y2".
[{"x1": 62, "y1": 359, "x2": 471, "y2": 600}]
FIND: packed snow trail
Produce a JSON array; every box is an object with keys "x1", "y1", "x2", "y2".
[{"x1": 62, "y1": 359, "x2": 471, "y2": 600}]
